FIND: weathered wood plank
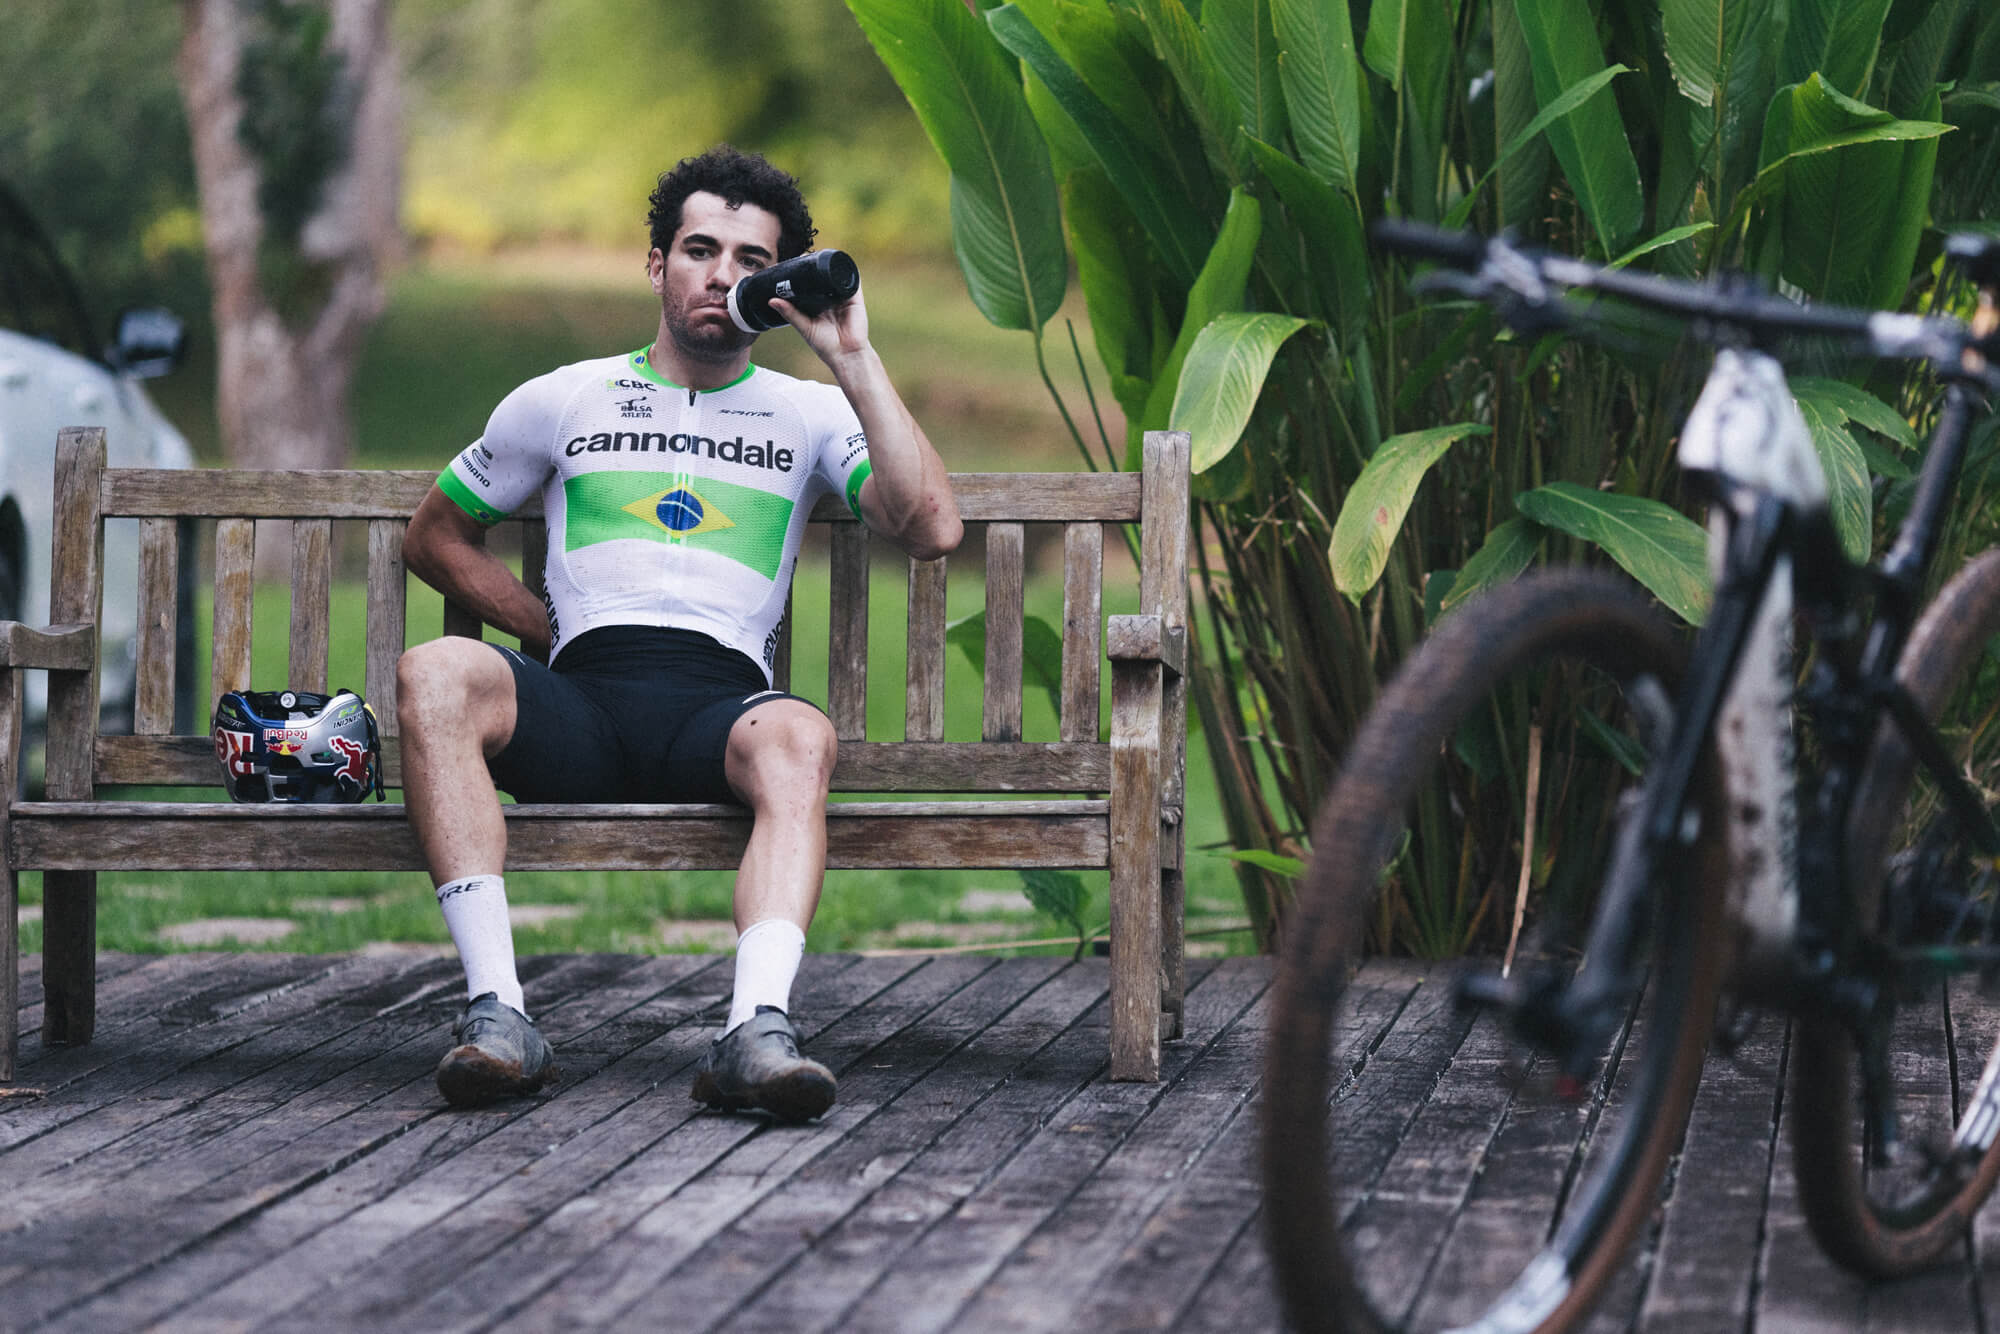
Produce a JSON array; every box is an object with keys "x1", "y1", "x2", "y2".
[
  {"x1": 322, "y1": 956, "x2": 1024, "y2": 1333},
  {"x1": 40, "y1": 953, "x2": 742, "y2": 1330},
  {"x1": 9, "y1": 801, "x2": 1122, "y2": 872},
  {"x1": 1144, "y1": 432, "x2": 1191, "y2": 1045},
  {"x1": 1060, "y1": 523, "x2": 1101, "y2": 745},
  {"x1": 287, "y1": 518, "x2": 333, "y2": 693},
  {"x1": 829, "y1": 522, "x2": 869, "y2": 741},
  {"x1": 0, "y1": 954, "x2": 462, "y2": 1215},
  {"x1": 3, "y1": 953, "x2": 716, "y2": 1327},
  {"x1": 133, "y1": 517, "x2": 178, "y2": 735},
  {"x1": 4, "y1": 953, "x2": 220, "y2": 1092},
  {"x1": 91, "y1": 736, "x2": 1116, "y2": 793},
  {"x1": 1107, "y1": 656, "x2": 1162, "y2": 1080},
  {"x1": 829, "y1": 960, "x2": 1255, "y2": 1333},
  {"x1": 0, "y1": 661, "x2": 16, "y2": 1079},
  {"x1": 366, "y1": 519, "x2": 406, "y2": 736},
  {"x1": 1639, "y1": 1015, "x2": 1785, "y2": 1333},
  {"x1": 130, "y1": 956, "x2": 897, "y2": 1330},
  {"x1": 42, "y1": 431, "x2": 107, "y2": 1049},
  {"x1": 906, "y1": 555, "x2": 946, "y2": 742},
  {"x1": 103, "y1": 470, "x2": 1144, "y2": 523},
  {"x1": 941, "y1": 961, "x2": 1271, "y2": 1333},
  {"x1": 502, "y1": 959, "x2": 1107, "y2": 1332},
  {"x1": 209, "y1": 517, "x2": 255, "y2": 699},
  {"x1": 983, "y1": 522, "x2": 1025, "y2": 742},
  {"x1": 0, "y1": 623, "x2": 94, "y2": 672}
]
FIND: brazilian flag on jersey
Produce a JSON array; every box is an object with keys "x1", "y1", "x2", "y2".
[{"x1": 563, "y1": 471, "x2": 795, "y2": 579}]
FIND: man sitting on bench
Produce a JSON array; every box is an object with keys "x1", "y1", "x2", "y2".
[{"x1": 395, "y1": 145, "x2": 962, "y2": 1119}]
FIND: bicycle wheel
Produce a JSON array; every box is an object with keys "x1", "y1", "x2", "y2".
[
  {"x1": 1792, "y1": 548, "x2": 2000, "y2": 1275},
  {"x1": 1262, "y1": 569, "x2": 1728, "y2": 1334}
]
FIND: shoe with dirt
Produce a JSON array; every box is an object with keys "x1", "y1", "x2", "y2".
[
  {"x1": 690, "y1": 1005, "x2": 836, "y2": 1123},
  {"x1": 435, "y1": 992, "x2": 559, "y2": 1108}
]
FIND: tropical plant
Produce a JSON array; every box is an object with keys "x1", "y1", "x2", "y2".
[{"x1": 848, "y1": 0, "x2": 2000, "y2": 956}]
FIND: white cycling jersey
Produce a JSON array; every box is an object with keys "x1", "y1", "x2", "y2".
[{"x1": 438, "y1": 347, "x2": 873, "y2": 679}]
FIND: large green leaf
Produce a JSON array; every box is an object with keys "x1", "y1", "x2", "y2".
[
  {"x1": 988, "y1": 3, "x2": 1212, "y2": 286},
  {"x1": 1512, "y1": 0, "x2": 1645, "y2": 256},
  {"x1": 1061, "y1": 167, "x2": 1160, "y2": 422},
  {"x1": 1515, "y1": 483, "x2": 1711, "y2": 623},
  {"x1": 1271, "y1": 0, "x2": 1365, "y2": 199},
  {"x1": 1441, "y1": 516, "x2": 1544, "y2": 615},
  {"x1": 1331, "y1": 423, "x2": 1492, "y2": 599},
  {"x1": 1245, "y1": 137, "x2": 1371, "y2": 343},
  {"x1": 1780, "y1": 0, "x2": 1894, "y2": 96},
  {"x1": 1135, "y1": 0, "x2": 1252, "y2": 180},
  {"x1": 1871, "y1": 85, "x2": 1942, "y2": 311},
  {"x1": 1171, "y1": 312, "x2": 1314, "y2": 473},
  {"x1": 1445, "y1": 64, "x2": 1631, "y2": 229},
  {"x1": 1492, "y1": 0, "x2": 1553, "y2": 232},
  {"x1": 1749, "y1": 75, "x2": 1951, "y2": 304},
  {"x1": 1205, "y1": 0, "x2": 1287, "y2": 147},
  {"x1": 1791, "y1": 395, "x2": 1873, "y2": 561},
  {"x1": 1133, "y1": 187, "x2": 1264, "y2": 459},
  {"x1": 1660, "y1": 0, "x2": 1780, "y2": 211},
  {"x1": 849, "y1": 0, "x2": 1067, "y2": 331}
]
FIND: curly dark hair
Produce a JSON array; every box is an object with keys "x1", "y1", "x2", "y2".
[{"x1": 646, "y1": 146, "x2": 815, "y2": 260}]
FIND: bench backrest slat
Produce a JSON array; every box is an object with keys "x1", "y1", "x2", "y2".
[
  {"x1": 365, "y1": 519, "x2": 406, "y2": 736},
  {"x1": 135, "y1": 517, "x2": 179, "y2": 736},
  {"x1": 828, "y1": 523, "x2": 869, "y2": 741},
  {"x1": 99, "y1": 469, "x2": 1144, "y2": 522},
  {"x1": 290, "y1": 519, "x2": 333, "y2": 693},
  {"x1": 48, "y1": 431, "x2": 105, "y2": 800},
  {"x1": 1060, "y1": 523, "x2": 1103, "y2": 743},
  {"x1": 982, "y1": 522, "x2": 1024, "y2": 742},
  {"x1": 904, "y1": 555, "x2": 946, "y2": 742},
  {"x1": 92, "y1": 735, "x2": 1112, "y2": 792},
  {"x1": 211, "y1": 517, "x2": 256, "y2": 698}
]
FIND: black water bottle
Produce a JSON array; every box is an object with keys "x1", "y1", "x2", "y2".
[{"x1": 727, "y1": 249, "x2": 860, "y2": 332}]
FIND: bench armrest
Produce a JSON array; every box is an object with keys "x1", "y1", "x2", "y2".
[
  {"x1": 1105, "y1": 614, "x2": 1185, "y2": 678},
  {"x1": 0, "y1": 622, "x2": 95, "y2": 672}
]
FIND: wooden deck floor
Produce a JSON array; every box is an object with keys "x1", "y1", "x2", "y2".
[{"x1": 3, "y1": 951, "x2": 1996, "y2": 1332}]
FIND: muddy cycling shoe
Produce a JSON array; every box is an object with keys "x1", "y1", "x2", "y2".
[
  {"x1": 435, "y1": 992, "x2": 559, "y2": 1108},
  {"x1": 690, "y1": 1005, "x2": 837, "y2": 1123}
]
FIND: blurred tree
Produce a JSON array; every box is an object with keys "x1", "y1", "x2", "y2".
[
  {"x1": 178, "y1": 0, "x2": 401, "y2": 471},
  {"x1": 0, "y1": 3, "x2": 206, "y2": 332}
]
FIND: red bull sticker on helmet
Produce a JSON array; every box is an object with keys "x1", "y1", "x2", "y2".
[
  {"x1": 265, "y1": 728, "x2": 309, "y2": 756},
  {"x1": 215, "y1": 728, "x2": 257, "y2": 778}
]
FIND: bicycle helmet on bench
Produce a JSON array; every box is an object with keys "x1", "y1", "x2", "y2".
[{"x1": 212, "y1": 688, "x2": 385, "y2": 803}]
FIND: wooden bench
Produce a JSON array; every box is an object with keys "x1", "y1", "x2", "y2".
[{"x1": 0, "y1": 427, "x2": 1192, "y2": 1083}]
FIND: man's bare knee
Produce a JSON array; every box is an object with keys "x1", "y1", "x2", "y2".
[
  {"x1": 398, "y1": 639, "x2": 514, "y2": 750},
  {"x1": 728, "y1": 704, "x2": 836, "y2": 803}
]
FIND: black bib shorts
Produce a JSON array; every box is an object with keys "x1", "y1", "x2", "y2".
[{"x1": 485, "y1": 626, "x2": 813, "y2": 804}]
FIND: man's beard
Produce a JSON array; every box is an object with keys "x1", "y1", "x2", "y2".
[{"x1": 664, "y1": 297, "x2": 755, "y2": 363}]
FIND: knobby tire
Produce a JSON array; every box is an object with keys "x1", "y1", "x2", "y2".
[{"x1": 1262, "y1": 570, "x2": 1728, "y2": 1334}]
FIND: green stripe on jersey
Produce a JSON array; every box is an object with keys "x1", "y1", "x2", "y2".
[
  {"x1": 564, "y1": 470, "x2": 794, "y2": 578},
  {"x1": 438, "y1": 467, "x2": 507, "y2": 525},
  {"x1": 845, "y1": 459, "x2": 873, "y2": 522}
]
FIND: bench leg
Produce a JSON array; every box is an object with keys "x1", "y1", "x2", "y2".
[
  {"x1": 1161, "y1": 861, "x2": 1184, "y2": 1043},
  {"x1": 41, "y1": 870, "x2": 95, "y2": 1047},
  {"x1": 1110, "y1": 660, "x2": 1163, "y2": 1082},
  {"x1": 2, "y1": 866, "x2": 14, "y2": 1080}
]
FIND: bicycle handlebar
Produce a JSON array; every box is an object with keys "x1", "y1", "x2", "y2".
[{"x1": 1371, "y1": 220, "x2": 2000, "y2": 389}]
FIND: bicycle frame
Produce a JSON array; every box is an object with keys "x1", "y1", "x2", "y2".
[{"x1": 1564, "y1": 356, "x2": 1999, "y2": 1038}]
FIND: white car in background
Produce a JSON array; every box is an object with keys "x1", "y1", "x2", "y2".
[{"x1": 0, "y1": 182, "x2": 197, "y2": 732}]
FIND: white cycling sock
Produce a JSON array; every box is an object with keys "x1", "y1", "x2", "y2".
[
  {"x1": 435, "y1": 874, "x2": 526, "y2": 1015},
  {"x1": 725, "y1": 918, "x2": 806, "y2": 1033}
]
